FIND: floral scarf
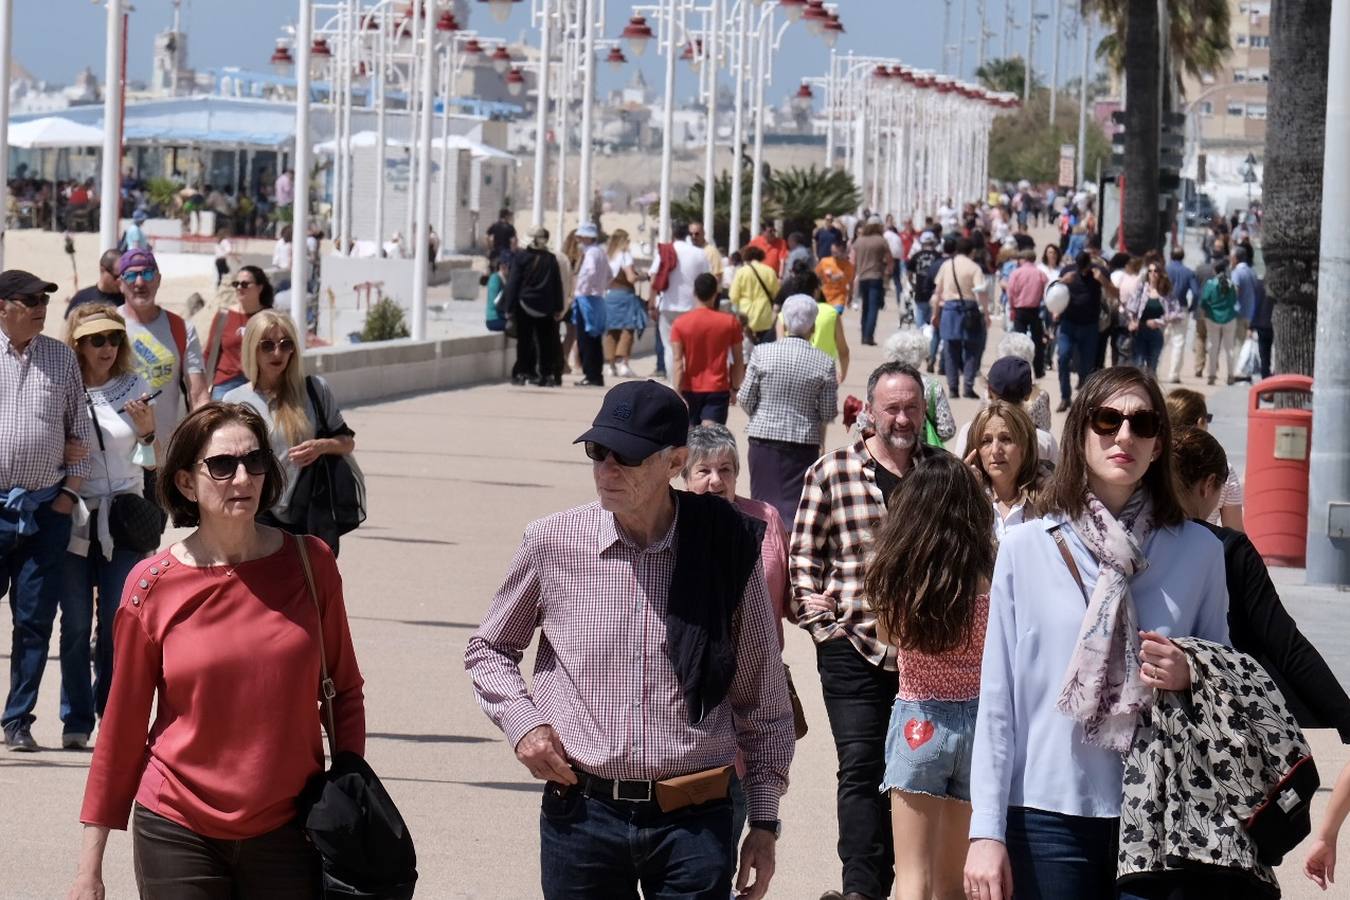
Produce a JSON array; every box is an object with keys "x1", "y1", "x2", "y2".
[{"x1": 1055, "y1": 490, "x2": 1155, "y2": 753}]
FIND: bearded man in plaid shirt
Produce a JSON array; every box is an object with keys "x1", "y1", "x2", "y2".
[
  {"x1": 466, "y1": 379, "x2": 794, "y2": 900},
  {"x1": 790, "y1": 361, "x2": 938, "y2": 900}
]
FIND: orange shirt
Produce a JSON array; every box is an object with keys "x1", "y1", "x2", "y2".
[
  {"x1": 817, "y1": 256, "x2": 855, "y2": 308},
  {"x1": 669, "y1": 306, "x2": 743, "y2": 393},
  {"x1": 749, "y1": 234, "x2": 788, "y2": 276}
]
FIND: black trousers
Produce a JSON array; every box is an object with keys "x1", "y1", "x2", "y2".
[
  {"x1": 1011, "y1": 307, "x2": 1046, "y2": 378},
  {"x1": 132, "y1": 805, "x2": 318, "y2": 900},
  {"x1": 816, "y1": 638, "x2": 899, "y2": 900},
  {"x1": 576, "y1": 328, "x2": 605, "y2": 384},
  {"x1": 513, "y1": 313, "x2": 563, "y2": 382}
]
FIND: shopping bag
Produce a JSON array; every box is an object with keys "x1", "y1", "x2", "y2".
[{"x1": 1236, "y1": 335, "x2": 1261, "y2": 380}]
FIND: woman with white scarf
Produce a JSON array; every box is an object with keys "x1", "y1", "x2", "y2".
[{"x1": 963, "y1": 367, "x2": 1229, "y2": 900}]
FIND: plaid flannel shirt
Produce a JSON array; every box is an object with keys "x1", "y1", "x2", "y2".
[
  {"x1": 789, "y1": 439, "x2": 897, "y2": 670},
  {"x1": 737, "y1": 336, "x2": 839, "y2": 447},
  {"x1": 1, "y1": 331, "x2": 92, "y2": 490}
]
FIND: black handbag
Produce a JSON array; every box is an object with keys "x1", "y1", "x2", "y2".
[
  {"x1": 285, "y1": 378, "x2": 366, "y2": 551},
  {"x1": 293, "y1": 536, "x2": 418, "y2": 898},
  {"x1": 86, "y1": 393, "x2": 164, "y2": 553}
]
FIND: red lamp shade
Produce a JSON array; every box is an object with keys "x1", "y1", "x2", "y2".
[
  {"x1": 491, "y1": 45, "x2": 513, "y2": 74},
  {"x1": 604, "y1": 46, "x2": 628, "y2": 71},
  {"x1": 620, "y1": 15, "x2": 656, "y2": 58},
  {"x1": 311, "y1": 38, "x2": 332, "y2": 58},
  {"x1": 463, "y1": 38, "x2": 485, "y2": 56},
  {"x1": 505, "y1": 67, "x2": 526, "y2": 97},
  {"x1": 436, "y1": 12, "x2": 460, "y2": 33},
  {"x1": 779, "y1": 0, "x2": 809, "y2": 22}
]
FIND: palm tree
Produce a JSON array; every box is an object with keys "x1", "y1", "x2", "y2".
[
  {"x1": 975, "y1": 57, "x2": 1040, "y2": 97},
  {"x1": 1083, "y1": 0, "x2": 1233, "y2": 252},
  {"x1": 768, "y1": 166, "x2": 861, "y2": 239},
  {"x1": 1263, "y1": 0, "x2": 1332, "y2": 376}
]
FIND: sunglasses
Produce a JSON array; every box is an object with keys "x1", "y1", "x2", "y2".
[
  {"x1": 231, "y1": 280, "x2": 257, "y2": 290},
  {"x1": 584, "y1": 441, "x2": 647, "y2": 467},
  {"x1": 120, "y1": 268, "x2": 157, "y2": 284},
  {"x1": 7, "y1": 293, "x2": 49, "y2": 308},
  {"x1": 1088, "y1": 406, "x2": 1163, "y2": 440},
  {"x1": 258, "y1": 338, "x2": 295, "y2": 354},
  {"x1": 198, "y1": 448, "x2": 271, "y2": 481},
  {"x1": 79, "y1": 332, "x2": 125, "y2": 348}
]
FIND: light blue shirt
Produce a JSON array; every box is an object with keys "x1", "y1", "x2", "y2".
[
  {"x1": 1231, "y1": 261, "x2": 1258, "y2": 321},
  {"x1": 969, "y1": 512, "x2": 1230, "y2": 842}
]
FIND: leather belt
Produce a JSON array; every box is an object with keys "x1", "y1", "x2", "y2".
[{"x1": 573, "y1": 769, "x2": 656, "y2": 803}]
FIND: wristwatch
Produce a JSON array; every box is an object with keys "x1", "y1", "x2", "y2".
[{"x1": 748, "y1": 819, "x2": 781, "y2": 839}]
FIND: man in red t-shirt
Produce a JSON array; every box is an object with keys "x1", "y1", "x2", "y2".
[
  {"x1": 749, "y1": 224, "x2": 789, "y2": 277},
  {"x1": 669, "y1": 273, "x2": 745, "y2": 426}
]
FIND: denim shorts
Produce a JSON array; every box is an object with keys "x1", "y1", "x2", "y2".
[{"x1": 880, "y1": 697, "x2": 978, "y2": 802}]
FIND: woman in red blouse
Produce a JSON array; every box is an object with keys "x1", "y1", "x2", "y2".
[{"x1": 69, "y1": 403, "x2": 365, "y2": 900}]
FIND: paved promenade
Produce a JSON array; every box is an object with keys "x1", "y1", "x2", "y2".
[{"x1": 3, "y1": 315, "x2": 1347, "y2": 899}]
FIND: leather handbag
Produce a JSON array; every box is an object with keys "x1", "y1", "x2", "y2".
[
  {"x1": 85, "y1": 393, "x2": 164, "y2": 553},
  {"x1": 293, "y1": 536, "x2": 418, "y2": 899}
]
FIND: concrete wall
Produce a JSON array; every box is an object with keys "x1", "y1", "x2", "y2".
[{"x1": 302, "y1": 333, "x2": 512, "y2": 405}]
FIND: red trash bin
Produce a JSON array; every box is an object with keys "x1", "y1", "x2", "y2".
[{"x1": 1244, "y1": 375, "x2": 1313, "y2": 567}]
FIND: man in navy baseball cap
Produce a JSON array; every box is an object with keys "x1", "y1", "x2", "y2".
[{"x1": 575, "y1": 379, "x2": 689, "y2": 465}]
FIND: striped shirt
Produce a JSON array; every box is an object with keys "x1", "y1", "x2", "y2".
[
  {"x1": 737, "y1": 336, "x2": 839, "y2": 447},
  {"x1": 0, "y1": 331, "x2": 92, "y2": 490},
  {"x1": 465, "y1": 499, "x2": 795, "y2": 821},
  {"x1": 790, "y1": 440, "x2": 902, "y2": 670}
]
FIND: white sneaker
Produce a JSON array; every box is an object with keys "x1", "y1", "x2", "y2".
[
  {"x1": 606, "y1": 363, "x2": 618, "y2": 377},
  {"x1": 617, "y1": 362, "x2": 636, "y2": 378}
]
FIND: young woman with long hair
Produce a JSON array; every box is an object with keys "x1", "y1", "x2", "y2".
[
  {"x1": 221, "y1": 310, "x2": 355, "y2": 552},
  {"x1": 964, "y1": 367, "x2": 1229, "y2": 900},
  {"x1": 206, "y1": 265, "x2": 275, "y2": 400},
  {"x1": 963, "y1": 401, "x2": 1046, "y2": 539},
  {"x1": 602, "y1": 229, "x2": 647, "y2": 378},
  {"x1": 1165, "y1": 387, "x2": 1244, "y2": 530},
  {"x1": 867, "y1": 452, "x2": 996, "y2": 900}
]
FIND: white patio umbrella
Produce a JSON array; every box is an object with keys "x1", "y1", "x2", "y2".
[{"x1": 7, "y1": 116, "x2": 105, "y2": 149}]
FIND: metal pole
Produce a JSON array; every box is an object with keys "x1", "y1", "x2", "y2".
[
  {"x1": 977, "y1": 0, "x2": 986, "y2": 72},
  {"x1": 99, "y1": 0, "x2": 124, "y2": 254},
  {"x1": 339, "y1": 0, "x2": 355, "y2": 253},
  {"x1": 1049, "y1": 0, "x2": 1060, "y2": 124},
  {"x1": 405, "y1": 5, "x2": 421, "y2": 250},
  {"x1": 702, "y1": 0, "x2": 720, "y2": 241},
  {"x1": 531, "y1": 0, "x2": 552, "y2": 228},
  {"x1": 1024, "y1": 0, "x2": 1035, "y2": 104},
  {"x1": 292, "y1": 0, "x2": 313, "y2": 348},
  {"x1": 728, "y1": 0, "x2": 748, "y2": 247},
  {"x1": 748, "y1": 11, "x2": 768, "y2": 237},
  {"x1": 0, "y1": 0, "x2": 12, "y2": 269},
  {"x1": 554, "y1": 15, "x2": 570, "y2": 242},
  {"x1": 941, "y1": 0, "x2": 951, "y2": 74},
  {"x1": 824, "y1": 48, "x2": 836, "y2": 166},
  {"x1": 438, "y1": 46, "x2": 452, "y2": 247},
  {"x1": 411, "y1": 0, "x2": 435, "y2": 341},
  {"x1": 1076, "y1": 16, "x2": 1090, "y2": 187},
  {"x1": 657, "y1": 0, "x2": 678, "y2": 242},
  {"x1": 958, "y1": 0, "x2": 967, "y2": 79},
  {"x1": 374, "y1": 15, "x2": 387, "y2": 251},
  {"x1": 1003, "y1": 0, "x2": 1012, "y2": 59},
  {"x1": 576, "y1": 0, "x2": 598, "y2": 227},
  {"x1": 1307, "y1": 0, "x2": 1350, "y2": 585}
]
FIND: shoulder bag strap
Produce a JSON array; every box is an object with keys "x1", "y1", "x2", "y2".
[
  {"x1": 85, "y1": 392, "x2": 115, "y2": 498},
  {"x1": 1049, "y1": 524, "x2": 1089, "y2": 605},
  {"x1": 294, "y1": 533, "x2": 339, "y2": 759},
  {"x1": 747, "y1": 261, "x2": 774, "y2": 303},
  {"x1": 304, "y1": 375, "x2": 329, "y2": 436},
  {"x1": 204, "y1": 310, "x2": 227, "y2": 383}
]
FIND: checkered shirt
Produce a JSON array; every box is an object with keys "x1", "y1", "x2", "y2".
[
  {"x1": 0, "y1": 331, "x2": 92, "y2": 491},
  {"x1": 465, "y1": 499, "x2": 795, "y2": 821},
  {"x1": 737, "y1": 336, "x2": 839, "y2": 446},
  {"x1": 789, "y1": 440, "x2": 897, "y2": 670}
]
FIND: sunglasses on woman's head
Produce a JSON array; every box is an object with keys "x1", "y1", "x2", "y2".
[
  {"x1": 258, "y1": 338, "x2": 295, "y2": 354},
  {"x1": 1088, "y1": 406, "x2": 1163, "y2": 439},
  {"x1": 584, "y1": 441, "x2": 646, "y2": 467},
  {"x1": 120, "y1": 268, "x2": 157, "y2": 284},
  {"x1": 198, "y1": 448, "x2": 271, "y2": 481},
  {"x1": 79, "y1": 332, "x2": 125, "y2": 348}
]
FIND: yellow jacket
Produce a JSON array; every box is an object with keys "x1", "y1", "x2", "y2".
[{"x1": 730, "y1": 261, "x2": 780, "y2": 333}]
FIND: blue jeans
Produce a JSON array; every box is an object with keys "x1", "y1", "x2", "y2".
[
  {"x1": 1056, "y1": 319, "x2": 1100, "y2": 404},
  {"x1": 1131, "y1": 325, "x2": 1164, "y2": 375},
  {"x1": 944, "y1": 328, "x2": 986, "y2": 396},
  {"x1": 914, "y1": 299, "x2": 932, "y2": 329},
  {"x1": 1004, "y1": 806, "x2": 1118, "y2": 900},
  {"x1": 539, "y1": 785, "x2": 734, "y2": 899},
  {"x1": 59, "y1": 512, "x2": 142, "y2": 735},
  {"x1": 210, "y1": 374, "x2": 248, "y2": 400},
  {"x1": 859, "y1": 278, "x2": 885, "y2": 343},
  {"x1": 2, "y1": 500, "x2": 74, "y2": 732}
]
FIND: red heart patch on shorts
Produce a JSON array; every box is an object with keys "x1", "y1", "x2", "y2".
[{"x1": 904, "y1": 718, "x2": 935, "y2": 750}]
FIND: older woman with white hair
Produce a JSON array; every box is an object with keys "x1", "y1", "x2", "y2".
[
  {"x1": 883, "y1": 328, "x2": 957, "y2": 445},
  {"x1": 995, "y1": 330, "x2": 1052, "y2": 430},
  {"x1": 738, "y1": 294, "x2": 840, "y2": 525}
]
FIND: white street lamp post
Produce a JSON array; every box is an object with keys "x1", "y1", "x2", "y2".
[
  {"x1": 1049, "y1": 0, "x2": 1061, "y2": 124},
  {"x1": 576, "y1": 0, "x2": 598, "y2": 226},
  {"x1": 404, "y1": 6, "x2": 421, "y2": 250},
  {"x1": 100, "y1": 0, "x2": 125, "y2": 255},
  {"x1": 531, "y1": 0, "x2": 553, "y2": 229},
  {"x1": 0, "y1": 0, "x2": 12, "y2": 269},
  {"x1": 728, "y1": 0, "x2": 748, "y2": 248},
  {"x1": 292, "y1": 0, "x2": 313, "y2": 348},
  {"x1": 411, "y1": 0, "x2": 436, "y2": 341},
  {"x1": 748, "y1": 13, "x2": 769, "y2": 235},
  {"x1": 1024, "y1": 0, "x2": 1035, "y2": 105},
  {"x1": 657, "y1": 0, "x2": 678, "y2": 242},
  {"x1": 374, "y1": 6, "x2": 388, "y2": 251},
  {"x1": 701, "y1": 0, "x2": 720, "y2": 241},
  {"x1": 1076, "y1": 16, "x2": 1090, "y2": 187}
]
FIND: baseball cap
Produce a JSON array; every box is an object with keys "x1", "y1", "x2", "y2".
[
  {"x1": 0, "y1": 269, "x2": 58, "y2": 298},
  {"x1": 574, "y1": 380, "x2": 689, "y2": 462},
  {"x1": 919, "y1": 231, "x2": 936, "y2": 245},
  {"x1": 132, "y1": 209, "x2": 147, "y2": 224},
  {"x1": 117, "y1": 248, "x2": 157, "y2": 275},
  {"x1": 987, "y1": 356, "x2": 1033, "y2": 404}
]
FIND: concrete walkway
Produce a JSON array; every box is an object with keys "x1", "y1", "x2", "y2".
[{"x1": 2, "y1": 307, "x2": 1346, "y2": 899}]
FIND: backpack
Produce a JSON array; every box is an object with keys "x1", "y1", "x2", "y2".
[
  {"x1": 650, "y1": 242, "x2": 677, "y2": 294},
  {"x1": 163, "y1": 310, "x2": 193, "y2": 413}
]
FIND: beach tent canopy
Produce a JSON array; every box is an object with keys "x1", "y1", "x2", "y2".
[
  {"x1": 8, "y1": 116, "x2": 105, "y2": 149},
  {"x1": 314, "y1": 130, "x2": 518, "y2": 165}
]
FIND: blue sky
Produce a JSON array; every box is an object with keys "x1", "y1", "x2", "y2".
[{"x1": 20, "y1": 1, "x2": 1090, "y2": 105}]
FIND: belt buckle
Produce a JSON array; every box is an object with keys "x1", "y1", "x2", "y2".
[{"x1": 612, "y1": 779, "x2": 653, "y2": 802}]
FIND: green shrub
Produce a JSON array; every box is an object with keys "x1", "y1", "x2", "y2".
[{"x1": 361, "y1": 296, "x2": 411, "y2": 342}]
